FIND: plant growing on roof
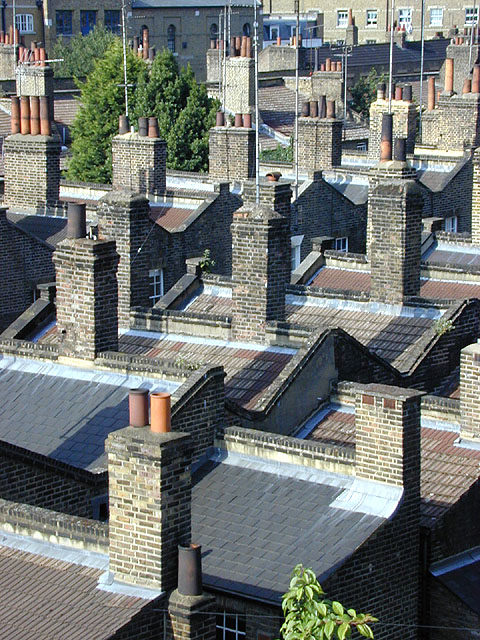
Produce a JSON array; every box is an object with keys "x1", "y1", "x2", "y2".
[
  {"x1": 279, "y1": 565, "x2": 377, "y2": 640},
  {"x1": 434, "y1": 317, "x2": 454, "y2": 337},
  {"x1": 199, "y1": 249, "x2": 215, "y2": 274}
]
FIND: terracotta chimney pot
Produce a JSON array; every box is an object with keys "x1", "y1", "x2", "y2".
[{"x1": 150, "y1": 392, "x2": 171, "y2": 433}]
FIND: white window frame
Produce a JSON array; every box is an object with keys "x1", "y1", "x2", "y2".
[
  {"x1": 334, "y1": 237, "x2": 348, "y2": 252},
  {"x1": 444, "y1": 216, "x2": 458, "y2": 233},
  {"x1": 366, "y1": 10, "x2": 378, "y2": 27},
  {"x1": 291, "y1": 235, "x2": 304, "y2": 271},
  {"x1": 398, "y1": 8, "x2": 412, "y2": 26},
  {"x1": 270, "y1": 26, "x2": 279, "y2": 40},
  {"x1": 216, "y1": 612, "x2": 246, "y2": 640},
  {"x1": 465, "y1": 7, "x2": 479, "y2": 25},
  {"x1": 16, "y1": 13, "x2": 34, "y2": 34},
  {"x1": 149, "y1": 268, "x2": 164, "y2": 304},
  {"x1": 337, "y1": 9, "x2": 348, "y2": 28},
  {"x1": 429, "y1": 7, "x2": 443, "y2": 26}
]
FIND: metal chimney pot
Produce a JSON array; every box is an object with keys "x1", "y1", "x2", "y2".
[
  {"x1": 67, "y1": 202, "x2": 87, "y2": 239},
  {"x1": 178, "y1": 544, "x2": 203, "y2": 596}
]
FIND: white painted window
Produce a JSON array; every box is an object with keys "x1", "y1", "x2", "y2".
[
  {"x1": 16, "y1": 14, "x2": 34, "y2": 34},
  {"x1": 398, "y1": 8, "x2": 412, "y2": 26},
  {"x1": 366, "y1": 10, "x2": 378, "y2": 27},
  {"x1": 334, "y1": 236, "x2": 348, "y2": 252},
  {"x1": 444, "y1": 216, "x2": 458, "y2": 233},
  {"x1": 337, "y1": 10, "x2": 348, "y2": 27},
  {"x1": 149, "y1": 268, "x2": 164, "y2": 304},
  {"x1": 356, "y1": 142, "x2": 367, "y2": 150},
  {"x1": 366, "y1": 39, "x2": 377, "y2": 44},
  {"x1": 466, "y1": 7, "x2": 479, "y2": 25},
  {"x1": 429, "y1": 8, "x2": 443, "y2": 26},
  {"x1": 216, "y1": 613, "x2": 246, "y2": 640},
  {"x1": 291, "y1": 235, "x2": 304, "y2": 271},
  {"x1": 270, "y1": 26, "x2": 279, "y2": 40}
]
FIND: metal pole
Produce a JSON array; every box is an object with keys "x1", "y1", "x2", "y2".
[
  {"x1": 343, "y1": 46, "x2": 348, "y2": 123},
  {"x1": 218, "y1": 11, "x2": 222, "y2": 100},
  {"x1": 469, "y1": 0, "x2": 477, "y2": 70},
  {"x1": 122, "y1": 0, "x2": 129, "y2": 117},
  {"x1": 294, "y1": 0, "x2": 299, "y2": 201},
  {"x1": 388, "y1": 0, "x2": 395, "y2": 113},
  {"x1": 419, "y1": 0, "x2": 425, "y2": 138},
  {"x1": 13, "y1": 0, "x2": 16, "y2": 66},
  {"x1": 223, "y1": 5, "x2": 227, "y2": 109},
  {"x1": 254, "y1": 0, "x2": 260, "y2": 203}
]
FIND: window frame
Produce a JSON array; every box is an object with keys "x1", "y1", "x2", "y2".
[
  {"x1": 167, "y1": 24, "x2": 176, "y2": 52},
  {"x1": 216, "y1": 612, "x2": 246, "y2": 640},
  {"x1": 334, "y1": 237, "x2": 348, "y2": 252},
  {"x1": 465, "y1": 7, "x2": 479, "y2": 25},
  {"x1": 444, "y1": 216, "x2": 458, "y2": 233},
  {"x1": 56, "y1": 10, "x2": 73, "y2": 36},
  {"x1": 80, "y1": 9, "x2": 97, "y2": 35},
  {"x1": 104, "y1": 9, "x2": 121, "y2": 34},
  {"x1": 16, "y1": 14, "x2": 34, "y2": 34},
  {"x1": 291, "y1": 235, "x2": 304, "y2": 271},
  {"x1": 366, "y1": 10, "x2": 378, "y2": 27},
  {"x1": 398, "y1": 7, "x2": 412, "y2": 26},
  {"x1": 429, "y1": 7, "x2": 443, "y2": 26},
  {"x1": 337, "y1": 9, "x2": 349, "y2": 28},
  {"x1": 149, "y1": 268, "x2": 165, "y2": 304}
]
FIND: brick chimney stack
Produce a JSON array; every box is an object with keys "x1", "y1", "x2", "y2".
[
  {"x1": 472, "y1": 148, "x2": 480, "y2": 245},
  {"x1": 231, "y1": 204, "x2": 290, "y2": 342},
  {"x1": 97, "y1": 190, "x2": 151, "y2": 330},
  {"x1": 460, "y1": 341, "x2": 480, "y2": 441},
  {"x1": 53, "y1": 206, "x2": 120, "y2": 361},
  {"x1": 209, "y1": 114, "x2": 255, "y2": 182},
  {"x1": 242, "y1": 176, "x2": 292, "y2": 219},
  {"x1": 297, "y1": 100, "x2": 342, "y2": 172}
]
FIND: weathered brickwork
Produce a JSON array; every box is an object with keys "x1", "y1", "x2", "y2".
[
  {"x1": 53, "y1": 238, "x2": 119, "y2": 360},
  {"x1": 231, "y1": 205, "x2": 290, "y2": 342},
  {"x1": 370, "y1": 168, "x2": 423, "y2": 304},
  {"x1": 0, "y1": 440, "x2": 106, "y2": 518},
  {"x1": 242, "y1": 179, "x2": 292, "y2": 219},
  {"x1": 4, "y1": 133, "x2": 61, "y2": 213},
  {"x1": 209, "y1": 127, "x2": 255, "y2": 182},
  {"x1": 440, "y1": 42, "x2": 480, "y2": 95},
  {"x1": 311, "y1": 72, "x2": 344, "y2": 117},
  {"x1": 295, "y1": 172, "x2": 367, "y2": 257},
  {"x1": 426, "y1": 578, "x2": 480, "y2": 640},
  {"x1": 459, "y1": 341, "x2": 480, "y2": 440},
  {"x1": 224, "y1": 57, "x2": 255, "y2": 115},
  {"x1": 0, "y1": 208, "x2": 55, "y2": 329},
  {"x1": 112, "y1": 133, "x2": 167, "y2": 196},
  {"x1": 472, "y1": 149, "x2": 480, "y2": 243},
  {"x1": 106, "y1": 428, "x2": 192, "y2": 591},
  {"x1": 297, "y1": 117, "x2": 342, "y2": 172},
  {"x1": 421, "y1": 94, "x2": 480, "y2": 151},
  {"x1": 368, "y1": 98, "x2": 417, "y2": 162},
  {"x1": 16, "y1": 65, "x2": 54, "y2": 99},
  {"x1": 97, "y1": 191, "x2": 151, "y2": 329},
  {"x1": 171, "y1": 366, "x2": 225, "y2": 463},
  {"x1": 167, "y1": 591, "x2": 216, "y2": 640}
]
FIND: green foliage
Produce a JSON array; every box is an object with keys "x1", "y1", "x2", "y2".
[
  {"x1": 199, "y1": 249, "x2": 216, "y2": 273},
  {"x1": 279, "y1": 565, "x2": 377, "y2": 640},
  {"x1": 350, "y1": 69, "x2": 386, "y2": 120},
  {"x1": 259, "y1": 139, "x2": 294, "y2": 162},
  {"x1": 67, "y1": 40, "x2": 145, "y2": 184},
  {"x1": 434, "y1": 317, "x2": 454, "y2": 337},
  {"x1": 68, "y1": 45, "x2": 219, "y2": 182},
  {"x1": 51, "y1": 26, "x2": 118, "y2": 78}
]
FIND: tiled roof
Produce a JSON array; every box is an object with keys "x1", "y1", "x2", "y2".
[
  {"x1": 424, "y1": 244, "x2": 480, "y2": 270},
  {"x1": 150, "y1": 205, "x2": 198, "y2": 232},
  {"x1": 307, "y1": 408, "x2": 480, "y2": 528},
  {"x1": 259, "y1": 85, "x2": 307, "y2": 136},
  {"x1": 309, "y1": 266, "x2": 480, "y2": 301},
  {"x1": 0, "y1": 544, "x2": 149, "y2": 640},
  {"x1": 193, "y1": 453, "x2": 391, "y2": 601},
  {"x1": 53, "y1": 94, "x2": 80, "y2": 127},
  {"x1": 118, "y1": 332, "x2": 294, "y2": 409},
  {"x1": 0, "y1": 357, "x2": 178, "y2": 472},
  {"x1": 7, "y1": 212, "x2": 67, "y2": 248}
]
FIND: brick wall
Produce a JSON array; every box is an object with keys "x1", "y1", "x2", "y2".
[
  {"x1": 106, "y1": 428, "x2": 192, "y2": 591},
  {"x1": 16, "y1": 65, "x2": 54, "y2": 101},
  {"x1": 242, "y1": 179, "x2": 292, "y2": 219},
  {"x1": 426, "y1": 579, "x2": 480, "y2": 640},
  {"x1": 368, "y1": 99, "x2": 417, "y2": 162},
  {"x1": 209, "y1": 127, "x2": 255, "y2": 182},
  {"x1": 311, "y1": 72, "x2": 344, "y2": 117},
  {"x1": 53, "y1": 238, "x2": 119, "y2": 360},
  {"x1": 167, "y1": 591, "x2": 216, "y2": 640},
  {"x1": 297, "y1": 117, "x2": 342, "y2": 172},
  {"x1": 459, "y1": 341, "x2": 480, "y2": 440},
  {"x1": 472, "y1": 149, "x2": 480, "y2": 242},
  {"x1": 97, "y1": 191, "x2": 151, "y2": 329},
  {"x1": 4, "y1": 133, "x2": 61, "y2": 213},
  {"x1": 421, "y1": 94, "x2": 480, "y2": 151},
  {"x1": 0, "y1": 440, "x2": 106, "y2": 518},
  {"x1": 370, "y1": 169, "x2": 423, "y2": 304},
  {"x1": 112, "y1": 133, "x2": 166, "y2": 196},
  {"x1": 231, "y1": 205, "x2": 290, "y2": 342},
  {"x1": 0, "y1": 208, "x2": 55, "y2": 329}
]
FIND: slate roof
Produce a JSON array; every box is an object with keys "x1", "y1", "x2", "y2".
[
  {"x1": 133, "y1": 0, "x2": 256, "y2": 7},
  {"x1": 192, "y1": 452, "x2": 397, "y2": 601},
  {"x1": 6, "y1": 212, "x2": 67, "y2": 248},
  {"x1": 431, "y1": 548, "x2": 480, "y2": 615},
  {"x1": 309, "y1": 266, "x2": 480, "y2": 301},
  {"x1": 424, "y1": 242, "x2": 480, "y2": 271},
  {"x1": 0, "y1": 542, "x2": 150, "y2": 640},
  {"x1": 0, "y1": 357, "x2": 179, "y2": 472},
  {"x1": 307, "y1": 407, "x2": 480, "y2": 528}
]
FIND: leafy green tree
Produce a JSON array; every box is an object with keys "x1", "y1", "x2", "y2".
[
  {"x1": 259, "y1": 139, "x2": 294, "y2": 162},
  {"x1": 51, "y1": 26, "x2": 117, "y2": 79},
  {"x1": 279, "y1": 565, "x2": 377, "y2": 640},
  {"x1": 350, "y1": 69, "x2": 386, "y2": 121},
  {"x1": 67, "y1": 41, "x2": 145, "y2": 183}
]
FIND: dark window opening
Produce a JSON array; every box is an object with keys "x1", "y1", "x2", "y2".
[
  {"x1": 167, "y1": 24, "x2": 176, "y2": 52},
  {"x1": 105, "y1": 9, "x2": 121, "y2": 34}
]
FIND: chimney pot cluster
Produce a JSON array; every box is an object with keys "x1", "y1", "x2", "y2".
[
  {"x1": 228, "y1": 113, "x2": 252, "y2": 128},
  {"x1": 128, "y1": 388, "x2": 171, "y2": 433},
  {"x1": 301, "y1": 95, "x2": 335, "y2": 119},
  {"x1": 225, "y1": 34, "x2": 252, "y2": 57},
  {"x1": 321, "y1": 58, "x2": 342, "y2": 72},
  {"x1": 14, "y1": 95, "x2": 51, "y2": 136},
  {"x1": 130, "y1": 26, "x2": 155, "y2": 61}
]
